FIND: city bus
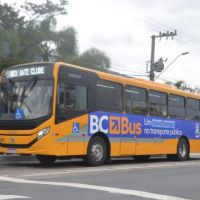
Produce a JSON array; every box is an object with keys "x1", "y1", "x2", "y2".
[{"x1": 0, "y1": 62, "x2": 200, "y2": 166}]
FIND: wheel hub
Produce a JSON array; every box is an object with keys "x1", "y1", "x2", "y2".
[
  {"x1": 179, "y1": 143, "x2": 186, "y2": 158},
  {"x1": 91, "y1": 143, "x2": 103, "y2": 161}
]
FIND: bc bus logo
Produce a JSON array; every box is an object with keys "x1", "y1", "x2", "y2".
[
  {"x1": 89, "y1": 114, "x2": 142, "y2": 136},
  {"x1": 73, "y1": 122, "x2": 80, "y2": 133}
]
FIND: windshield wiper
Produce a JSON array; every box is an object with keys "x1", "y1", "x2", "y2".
[
  {"x1": 25, "y1": 77, "x2": 38, "y2": 96},
  {"x1": 18, "y1": 77, "x2": 38, "y2": 109}
]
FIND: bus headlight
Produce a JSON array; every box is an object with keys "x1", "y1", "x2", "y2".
[{"x1": 37, "y1": 127, "x2": 50, "y2": 140}]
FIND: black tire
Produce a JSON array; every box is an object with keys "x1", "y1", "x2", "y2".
[
  {"x1": 133, "y1": 155, "x2": 150, "y2": 162},
  {"x1": 84, "y1": 136, "x2": 107, "y2": 166},
  {"x1": 176, "y1": 138, "x2": 189, "y2": 161},
  {"x1": 36, "y1": 155, "x2": 57, "y2": 166}
]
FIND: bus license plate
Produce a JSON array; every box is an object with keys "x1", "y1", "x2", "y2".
[{"x1": 7, "y1": 148, "x2": 16, "y2": 154}]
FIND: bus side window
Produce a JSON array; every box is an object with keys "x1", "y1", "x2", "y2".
[
  {"x1": 148, "y1": 90, "x2": 167, "y2": 117},
  {"x1": 124, "y1": 86, "x2": 147, "y2": 115},
  {"x1": 58, "y1": 82, "x2": 87, "y2": 111},
  {"x1": 96, "y1": 80, "x2": 123, "y2": 112},
  {"x1": 75, "y1": 85, "x2": 87, "y2": 110},
  {"x1": 168, "y1": 94, "x2": 185, "y2": 119},
  {"x1": 186, "y1": 98, "x2": 200, "y2": 120},
  {"x1": 65, "y1": 85, "x2": 75, "y2": 109}
]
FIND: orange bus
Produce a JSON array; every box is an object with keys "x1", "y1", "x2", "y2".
[{"x1": 0, "y1": 62, "x2": 200, "y2": 166}]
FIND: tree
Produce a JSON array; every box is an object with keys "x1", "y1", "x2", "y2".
[
  {"x1": 56, "y1": 27, "x2": 78, "y2": 60},
  {"x1": 165, "y1": 80, "x2": 199, "y2": 94},
  {"x1": 21, "y1": 0, "x2": 68, "y2": 19},
  {"x1": 174, "y1": 80, "x2": 186, "y2": 90},
  {"x1": 17, "y1": 20, "x2": 42, "y2": 62},
  {"x1": 0, "y1": 1, "x2": 111, "y2": 72},
  {"x1": 20, "y1": 0, "x2": 68, "y2": 61},
  {"x1": 77, "y1": 48, "x2": 111, "y2": 71},
  {"x1": 0, "y1": 3, "x2": 24, "y2": 31},
  {"x1": 0, "y1": 3, "x2": 24, "y2": 71}
]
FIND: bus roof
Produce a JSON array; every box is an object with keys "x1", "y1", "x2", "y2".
[
  {"x1": 3, "y1": 61, "x2": 198, "y2": 100},
  {"x1": 56, "y1": 62, "x2": 200, "y2": 100}
]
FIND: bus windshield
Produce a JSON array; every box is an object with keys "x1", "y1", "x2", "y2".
[{"x1": 0, "y1": 79, "x2": 53, "y2": 120}]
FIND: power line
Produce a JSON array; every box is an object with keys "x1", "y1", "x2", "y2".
[
  {"x1": 155, "y1": 52, "x2": 189, "y2": 81},
  {"x1": 102, "y1": 0, "x2": 200, "y2": 51},
  {"x1": 111, "y1": 67, "x2": 147, "y2": 76},
  {"x1": 95, "y1": 1, "x2": 200, "y2": 53},
  {"x1": 111, "y1": 63, "x2": 146, "y2": 74},
  {"x1": 74, "y1": 1, "x2": 200, "y2": 86},
  {"x1": 157, "y1": 75, "x2": 200, "y2": 89},
  {"x1": 112, "y1": 0, "x2": 200, "y2": 44}
]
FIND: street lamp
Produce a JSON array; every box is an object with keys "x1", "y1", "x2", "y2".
[{"x1": 155, "y1": 52, "x2": 189, "y2": 81}]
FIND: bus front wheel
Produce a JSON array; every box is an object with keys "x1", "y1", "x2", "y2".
[
  {"x1": 36, "y1": 155, "x2": 57, "y2": 166},
  {"x1": 84, "y1": 136, "x2": 107, "y2": 166}
]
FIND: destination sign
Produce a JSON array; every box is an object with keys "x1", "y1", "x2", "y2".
[
  {"x1": 5, "y1": 66, "x2": 45, "y2": 78},
  {"x1": 3, "y1": 64, "x2": 54, "y2": 79}
]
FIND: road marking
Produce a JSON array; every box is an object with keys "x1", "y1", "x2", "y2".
[
  {"x1": 20, "y1": 160, "x2": 200, "y2": 178},
  {"x1": 0, "y1": 176, "x2": 190, "y2": 200},
  {"x1": 0, "y1": 195, "x2": 29, "y2": 200}
]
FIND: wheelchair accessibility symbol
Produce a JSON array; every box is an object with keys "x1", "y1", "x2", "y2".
[
  {"x1": 73, "y1": 122, "x2": 80, "y2": 133},
  {"x1": 15, "y1": 108, "x2": 24, "y2": 120}
]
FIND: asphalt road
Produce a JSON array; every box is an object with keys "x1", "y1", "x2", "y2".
[{"x1": 0, "y1": 155, "x2": 200, "y2": 200}]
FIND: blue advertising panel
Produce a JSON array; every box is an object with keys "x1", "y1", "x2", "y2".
[{"x1": 88, "y1": 111, "x2": 200, "y2": 139}]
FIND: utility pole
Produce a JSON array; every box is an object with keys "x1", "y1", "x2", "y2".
[
  {"x1": 150, "y1": 35, "x2": 156, "y2": 81},
  {"x1": 149, "y1": 30, "x2": 177, "y2": 81}
]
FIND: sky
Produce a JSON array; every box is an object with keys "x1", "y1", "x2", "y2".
[
  {"x1": 3, "y1": 0, "x2": 200, "y2": 87},
  {"x1": 56, "y1": 0, "x2": 200, "y2": 88}
]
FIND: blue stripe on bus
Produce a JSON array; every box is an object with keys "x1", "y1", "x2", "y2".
[{"x1": 88, "y1": 111, "x2": 200, "y2": 139}]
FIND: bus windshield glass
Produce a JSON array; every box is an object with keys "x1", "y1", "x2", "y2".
[{"x1": 0, "y1": 79, "x2": 53, "y2": 120}]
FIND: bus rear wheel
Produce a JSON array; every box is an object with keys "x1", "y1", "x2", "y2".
[
  {"x1": 36, "y1": 155, "x2": 57, "y2": 166},
  {"x1": 176, "y1": 138, "x2": 189, "y2": 161},
  {"x1": 167, "y1": 138, "x2": 189, "y2": 161},
  {"x1": 84, "y1": 136, "x2": 107, "y2": 166}
]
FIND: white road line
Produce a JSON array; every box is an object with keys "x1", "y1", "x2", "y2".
[
  {"x1": 0, "y1": 195, "x2": 29, "y2": 200},
  {"x1": 20, "y1": 160, "x2": 200, "y2": 178},
  {"x1": 0, "y1": 176, "x2": 190, "y2": 200}
]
